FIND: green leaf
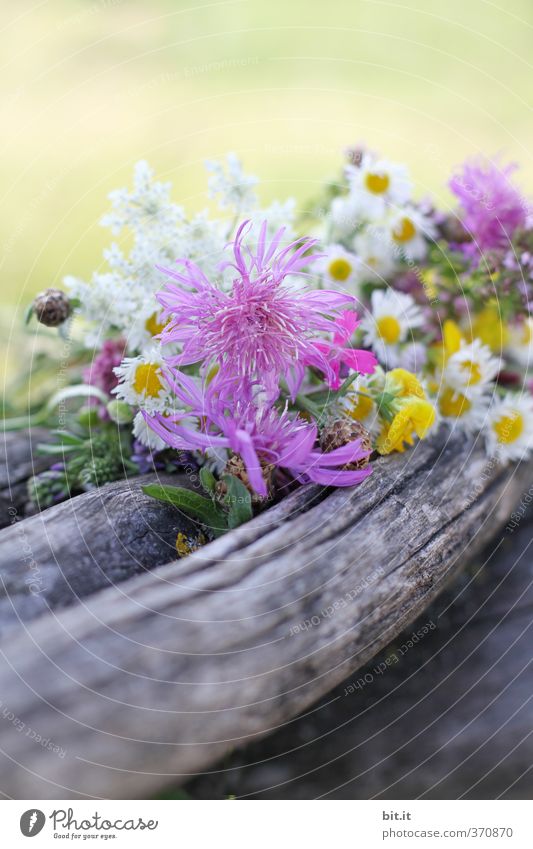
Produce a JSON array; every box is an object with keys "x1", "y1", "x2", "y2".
[
  {"x1": 24, "y1": 303, "x2": 34, "y2": 325},
  {"x1": 336, "y1": 372, "x2": 358, "y2": 397},
  {"x1": 199, "y1": 466, "x2": 216, "y2": 494},
  {"x1": 49, "y1": 430, "x2": 85, "y2": 445},
  {"x1": 223, "y1": 475, "x2": 253, "y2": 529},
  {"x1": 36, "y1": 442, "x2": 81, "y2": 455},
  {"x1": 142, "y1": 484, "x2": 228, "y2": 537}
]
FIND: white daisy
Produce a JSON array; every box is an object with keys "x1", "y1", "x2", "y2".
[
  {"x1": 397, "y1": 341, "x2": 428, "y2": 373},
  {"x1": 328, "y1": 193, "x2": 362, "y2": 240},
  {"x1": 318, "y1": 244, "x2": 362, "y2": 291},
  {"x1": 113, "y1": 347, "x2": 171, "y2": 414},
  {"x1": 485, "y1": 392, "x2": 533, "y2": 462},
  {"x1": 361, "y1": 289, "x2": 424, "y2": 367},
  {"x1": 505, "y1": 318, "x2": 533, "y2": 369},
  {"x1": 123, "y1": 301, "x2": 170, "y2": 353},
  {"x1": 444, "y1": 339, "x2": 500, "y2": 398},
  {"x1": 353, "y1": 227, "x2": 397, "y2": 282},
  {"x1": 386, "y1": 205, "x2": 436, "y2": 261},
  {"x1": 346, "y1": 154, "x2": 412, "y2": 220},
  {"x1": 132, "y1": 410, "x2": 167, "y2": 451},
  {"x1": 436, "y1": 384, "x2": 489, "y2": 435}
]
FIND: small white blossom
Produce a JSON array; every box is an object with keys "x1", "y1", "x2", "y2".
[{"x1": 205, "y1": 152, "x2": 259, "y2": 213}]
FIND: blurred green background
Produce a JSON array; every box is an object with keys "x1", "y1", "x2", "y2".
[{"x1": 2, "y1": 0, "x2": 533, "y2": 387}]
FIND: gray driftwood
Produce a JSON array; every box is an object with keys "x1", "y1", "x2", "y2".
[
  {"x1": 0, "y1": 428, "x2": 51, "y2": 528},
  {"x1": 0, "y1": 473, "x2": 205, "y2": 635},
  {"x1": 0, "y1": 429, "x2": 531, "y2": 799},
  {"x1": 188, "y1": 513, "x2": 533, "y2": 799}
]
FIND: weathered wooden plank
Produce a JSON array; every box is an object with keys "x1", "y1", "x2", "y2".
[
  {"x1": 0, "y1": 428, "x2": 51, "y2": 528},
  {"x1": 0, "y1": 473, "x2": 208, "y2": 635},
  {"x1": 0, "y1": 430, "x2": 530, "y2": 799},
  {"x1": 187, "y1": 514, "x2": 533, "y2": 800}
]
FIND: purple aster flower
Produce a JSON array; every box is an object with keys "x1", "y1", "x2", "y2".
[
  {"x1": 144, "y1": 370, "x2": 371, "y2": 496},
  {"x1": 449, "y1": 157, "x2": 528, "y2": 252},
  {"x1": 156, "y1": 220, "x2": 356, "y2": 397}
]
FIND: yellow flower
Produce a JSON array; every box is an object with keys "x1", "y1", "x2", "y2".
[
  {"x1": 386, "y1": 368, "x2": 426, "y2": 399},
  {"x1": 470, "y1": 307, "x2": 508, "y2": 352},
  {"x1": 428, "y1": 320, "x2": 463, "y2": 375},
  {"x1": 377, "y1": 397, "x2": 436, "y2": 455},
  {"x1": 420, "y1": 269, "x2": 439, "y2": 301},
  {"x1": 443, "y1": 319, "x2": 462, "y2": 359}
]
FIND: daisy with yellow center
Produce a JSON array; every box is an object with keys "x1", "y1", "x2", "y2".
[
  {"x1": 319, "y1": 244, "x2": 361, "y2": 290},
  {"x1": 365, "y1": 172, "x2": 390, "y2": 195},
  {"x1": 485, "y1": 393, "x2": 533, "y2": 462},
  {"x1": 361, "y1": 289, "x2": 424, "y2": 367},
  {"x1": 439, "y1": 387, "x2": 472, "y2": 419},
  {"x1": 347, "y1": 154, "x2": 412, "y2": 220},
  {"x1": 436, "y1": 383, "x2": 489, "y2": 435},
  {"x1": 353, "y1": 228, "x2": 396, "y2": 282},
  {"x1": 505, "y1": 318, "x2": 533, "y2": 368},
  {"x1": 387, "y1": 206, "x2": 436, "y2": 261},
  {"x1": 444, "y1": 339, "x2": 500, "y2": 398},
  {"x1": 113, "y1": 348, "x2": 170, "y2": 414}
]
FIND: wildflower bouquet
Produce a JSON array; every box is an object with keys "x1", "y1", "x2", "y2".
[{"x1": 21, "y1": 147, "x2": 533, "y2": 538}]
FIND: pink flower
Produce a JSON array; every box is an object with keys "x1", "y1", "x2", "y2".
[
  {"x1": 305, "y1": 310, "x2": 377, "y2": 390},
  {"x1": 83, "y1": 338, "x2": 126, "y2": 395},
  {"x1": 156, "y1": 221, "x2": 355, "y2": 397},
  {"x1": 144, "y1": 370, "x2": 371, "y2": 496},
  {"x1": 449, "y1": 157, "x2": 527, "y2": 252}
]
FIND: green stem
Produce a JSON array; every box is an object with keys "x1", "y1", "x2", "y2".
[
  {"x1": 0, "y1": 408, "x2": 51, "y2": 431},
  {"x1": 293, "y1": 393, "x2": 323, "y2": 420}
]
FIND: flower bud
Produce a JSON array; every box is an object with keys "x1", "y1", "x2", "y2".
[
  {"x1": 320, "y1": 418, "x2": 373, "y2": 470},
  {"x1": 106, "y1": 399, "x2": 133, "y2": 425},
  {"x1": 32, "y1": 288, "x2": 72, "y2": 327},
  {"x1": 216, "y1": 453, "x2": 274, "y2": 503}
]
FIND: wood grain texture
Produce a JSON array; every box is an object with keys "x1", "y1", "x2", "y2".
[
  {"x1": 188, "y1": 514, "x2": 533, "y2": 799},
  {"x1": 0, "y1": 429, "x2": 530, "y2": 799},
  {"x1": 0, "y1": 428, "x2": 51, "y2": 528},
  {"x1": 0, "y1": 473, "x2": 207, "y2": 636}
]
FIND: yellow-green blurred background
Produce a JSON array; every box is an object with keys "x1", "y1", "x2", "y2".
[{"x1": 2, "y1": 0, "x2": 533, "y2": 387}]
